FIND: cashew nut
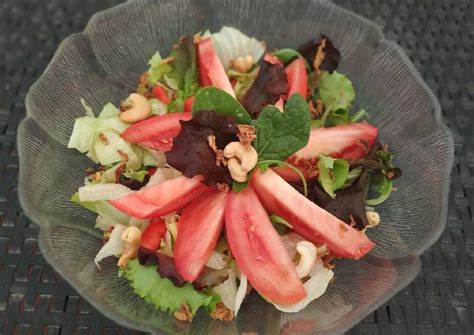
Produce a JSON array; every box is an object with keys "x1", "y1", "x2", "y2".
[
  {"x1": 233, "y1": 55, "x2": 254, "y2": 73},
  {"x1": 223, "y1": 142, "x2": 258, "y2": 171},
  {"x1": 295, "y1": 241, "x2": 317, "y2": 278},
  {"x1": 119, "y1": 93, "x2": 151, "y2": 123},
  {"x1": 227, "y1": 157, "x2": 248, "y2": 182},
  {"x1": 117, "y1": 226, "x2": 142, "y2": 268},
  {"x1": 366, "y1": 210, "x2": 380, "y2": 227}
]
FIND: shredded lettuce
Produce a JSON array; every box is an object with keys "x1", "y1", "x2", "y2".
[
  {"x1": 149, "y1": 98, "x2": 168, "y2": 115},
  {"x1": 212, "y1": 267, "x2": 247, "y2": 315},
  {"x1": 78, "y1": 183, "x2": 133, "y2": 202},
  {"x1": 95, "y1": 224, "x2": 126, "y2": 267},
  {"x1": 212, "y1": 26, "x2": 265, "y2": 70},
  {"x1": 122, "y1": 259, "x2": 220, "y2": 314},
  {"x1": 123, "y1": 170, "x2": 148, "y2": 183},
  {"x1": 270, "y1": 261, "x2": 333, "y2": 313},
  {"x1": 148, "y1": 52, "x2": 173, "y2": 85},
  {"x1": 71, "y1": 192, "x2": 98, "y2": 213}
]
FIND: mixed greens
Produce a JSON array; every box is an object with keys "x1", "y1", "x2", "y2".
[{"x1": 68, "y1": 26, "x2": 401, "y2": 322}]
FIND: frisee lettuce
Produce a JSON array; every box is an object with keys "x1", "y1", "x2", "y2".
[{"x1": 122, "y1": 259, "x2": 220, "y2": 314}]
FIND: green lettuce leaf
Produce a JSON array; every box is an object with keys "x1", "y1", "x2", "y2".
[
  {"x1": 192, "y1": 87, "x2": 252, "y2": 124},
  {"x1": 365, "y1": 174, "x2": 393, "y2": 206},
  {"x1": 147, "y1": 52, "x2": 173, "y2": 85},
  {"x1": 122, "y1": 259, "x2": 220, "y2": 314},
  {"x1": 71, "y1": 192, "x2": 98, "y2": 213},
  {"x1": 227, "y1": 69, "x2": 257, "y2": 100},
  {"x1": 317, "y1": 71, "x2": 355, "y2": 112},
  {"x1": 272, "y1": 49, "x2": 310, "y2": 69},
  {"x1": 251, "y1": 94, "x2": 310, "y2": 161},
  {"x1": 317, "y1": 155, "x2": 349, "y2": 198},
  {"x1": 123, "y1": 170, "x2": 148, "y2": 183}
]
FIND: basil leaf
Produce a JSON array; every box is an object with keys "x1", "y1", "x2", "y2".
[
  {"x1": 192, "y1": 87, "x2": 252, "y2": 124},
  {"x1": 317, "y1": 71, "x2": 355, "y2": 112},
  {"x1": 272, "y1": 49, "x2": 311, "y2": 69},
  {"x1": 317, "y1": 155, "x2": 349, "y2": 198},
  {"x1": 251, "y1": 94, "x2": 310, "y2": 161}
]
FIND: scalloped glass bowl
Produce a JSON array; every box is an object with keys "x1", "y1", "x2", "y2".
[{"x1": 17, "y1": 0, "x2": 453, "y2": 333}]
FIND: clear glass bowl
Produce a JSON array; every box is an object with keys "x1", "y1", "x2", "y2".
[{"x1": 17, "y1": 0, "x2": 454, "y2": 333}]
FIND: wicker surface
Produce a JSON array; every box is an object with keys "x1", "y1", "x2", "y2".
[{"x1": 0, "y1": 0, "x2": 473, "y2": 334}]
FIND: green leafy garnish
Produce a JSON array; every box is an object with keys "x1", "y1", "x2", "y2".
[
  {"x1": 122, "y1": 259, "x2": 220, "y2": 314},
  {"x1": 258, "y1": 160, "x2": 308, "y2": 197},
  {"x1": 232, "y1": 181, "x2": 249, "y2": 192},
  {"x1": 269, "y1": 213, "x2": 293, "y2": 235},
  {"x1": 317, "y1": 71, "x2": 355, "y2": 112},
  {"x1": 351, "y1": 108, "x2": 370, "y2": 122},
  {"x1": 251, "y1": 94, "x2": 310, "y2": 161},
  {"x1": 192, "y1": 87, "x2": 252, "y2": 124},
  {"x1": 317, "y1": 155, "x2": 349, "y2": 198},
  {"x1": 365, "y1": 174, "x2": 393, "y2": 206},
  {"x1": 272, "y1": 49, "x2": 310, "y2": 69},
  {"x1": 227, "y1": 69, "x2": 257, "y2": 100},
  {"x1": 147, "y1": 53, "x2": 173, "y2": 85},
  {"x1": 71, "y1": 192, "x2": 98, "y2": 213},
  {"x1": 123, "y1": 170, "x2": 148, "y2": 183}
]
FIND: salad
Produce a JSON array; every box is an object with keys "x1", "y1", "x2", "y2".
[{"x1": 67, "y1": 27, "x2": 401, "y2": 322}]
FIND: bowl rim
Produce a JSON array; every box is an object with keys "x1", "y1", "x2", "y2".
[{"x1": 17, "y1": 0, "x2": 454, "y2": 333}]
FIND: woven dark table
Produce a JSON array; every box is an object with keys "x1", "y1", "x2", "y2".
[{"x1": 0, "y1": 0, "x2": 472, "y2": 334}]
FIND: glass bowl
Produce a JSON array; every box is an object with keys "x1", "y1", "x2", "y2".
[{"x1": 17, "y1": 0, "x2": 454, "y2": 333}]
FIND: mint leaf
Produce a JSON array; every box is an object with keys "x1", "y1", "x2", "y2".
[
  {"x1": 272, "y1": 49, "x2": 310, "y2": 69},
  {"x1": 317, "y1": 155, "x2": 349, "y2": 198},
  {"x1": 317, "y1": 71, "x2": 355, "y2": 112},
  {"x1": 192, "y1": 87, "x2": 252, "y2": 124},
  {"x1": 122, "y1": 259, "x2": 220, "y2": 314},
  {"x1": 251, "y1": 94, "x2": 310, "y2": 161}
]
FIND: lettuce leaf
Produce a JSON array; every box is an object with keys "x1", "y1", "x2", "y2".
[
  {"x1": 147, "y1": 52, "x2": 173, "y2": 85},
  {"x1": 317, "y1": 155, "x2": 349, "y2": 198},
  {"x1": 316, "y1": 71, "x2": 355, "y2": 112},
  {"x1": 71, "y1": 192, "x2": 98, "y2": 213},
  {"x1": 122, "y1": 259, "x2": 220, "y2": 314}
]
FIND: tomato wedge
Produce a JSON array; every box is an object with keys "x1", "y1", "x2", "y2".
[
  {"x1": 285, "y1": 58, "x2": 308, "y2": 99},
  {"x1": 152, "y1": 85, "x2": 171, "y2": 104},
  {"x1": 183, "y1": 96, "x2": 194, "y2": 114},
  {"x1": 290, "y1": 123, "x2": 378, "y2": 163},
  {"x1": 120, "y1": 112, "x2": 192, "y2": 152},
  {"x1": 140, "y1": 218, "x2": 167, "y2": 252},
  {"x1": 196, "y1": 38, "x2": 235, "y2": 97},
  {"x1": 225, "y1": 187, "x2": 306, "y2": 305},
  {"x1": 252, "y1": 169, "x2": 375, "y2": 259},
  {"x1": 110, "y1": 176, "x2": 209, "y2": 219},
  {"x1": 272, "y1": 165, "x2": 317, "y2": 182},
  {"x1": 174, "y1": 191, "x2": 227, "y2": 282}
]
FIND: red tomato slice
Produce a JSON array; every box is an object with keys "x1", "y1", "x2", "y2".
[
  {"x1": 196, "y1": 38, "x2": 235, "y2": 97},
  {"x1": 225, "y1": 187, "x2": 306, "y2": 305},
  {"x1": 152, "y1": 85, "x2": 171, "y2": 104},
  {"x1": 110, "y1": 176, "x2": 209, "y2": 219},
  {"x1": 272, "y1": 165, "x2": 317, "y2": 182},
  {"x1": 285, "y1": 58, "x2": 308, "y2": 99},
  {"x1": 140, "y1": 219, "x2": 167, "y2": 251},
  {"x1": 120, "y1": 112, "x2": 192, "y2": 152},
  {"x1": 252, "y1": 169, "x2": 375, "y2": 259},
  {"x1": 290, "y1": 123, "x2": 378, "y2": 164},
  {"x1": 183, "y1": 96, "x2": 194, "y2": 114},
  {"x1": 263, "y1": 53, "x2": 283, "y2": 65},
  {"x1": 174, "y1": 191, "x2": 227, "y2": 282}
]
